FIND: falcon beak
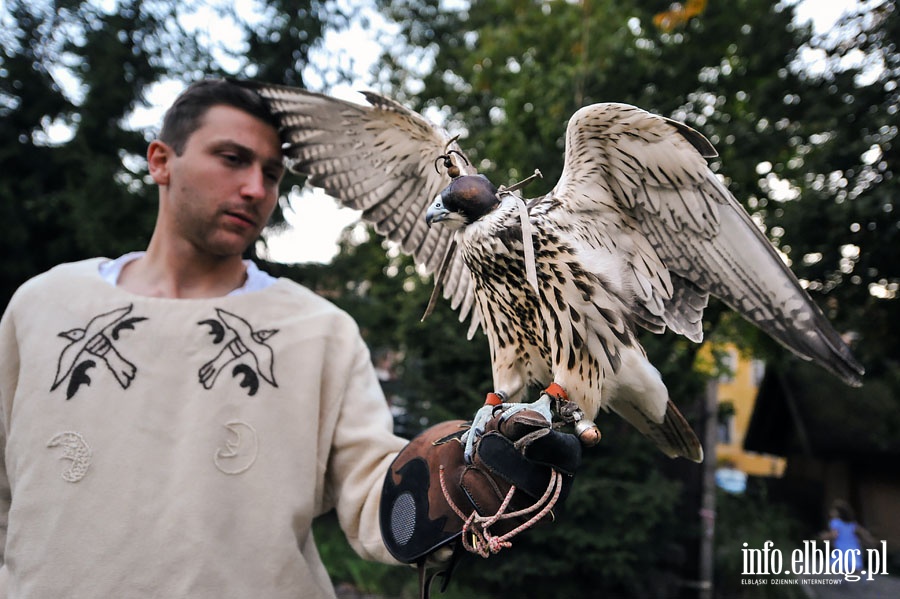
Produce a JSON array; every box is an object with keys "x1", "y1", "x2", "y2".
[{"x1": 425, "y1": 196, "x2": 450, "y2": 227}]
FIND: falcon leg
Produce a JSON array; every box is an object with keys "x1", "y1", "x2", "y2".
[
  {"x1": 460, "y1": 382, "x2": 604, "y2": 462},
  {"x1": 543, "y1": 383, "x2": 602, "y2": 447},
  {"x1": 462, "y1": 393, "x2": 507, "y2": 463},
  {"x1": 461, "y1": 391, "x2": 554, "y2": 462}
]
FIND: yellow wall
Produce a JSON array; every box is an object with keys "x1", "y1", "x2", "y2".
[{"x1": 697, "y1": 343, "x2": 786, "y2": 477}]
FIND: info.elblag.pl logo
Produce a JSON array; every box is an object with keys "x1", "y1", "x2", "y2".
[{"x1": 741, "y1": 540, "x2": 890, "y2": 585}]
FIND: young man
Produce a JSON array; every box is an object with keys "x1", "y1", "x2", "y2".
[{"x1": 0, "y1": 80, "x2": 578, "y2": 598}]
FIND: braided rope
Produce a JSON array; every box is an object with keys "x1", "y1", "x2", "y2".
[{"x1": 439, "y1": 465, "x2": 563, "y2": 558}]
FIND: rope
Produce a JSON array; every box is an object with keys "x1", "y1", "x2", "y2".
[{"x1": 439, "y1": 464, "x2": 564, "y2": 558}]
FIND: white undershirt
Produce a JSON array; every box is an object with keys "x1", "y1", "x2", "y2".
[{"x1": 98, "y1": 251, "x2": 277, "y2": 296}]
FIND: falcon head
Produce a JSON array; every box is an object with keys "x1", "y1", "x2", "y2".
[{"x1": 426, "y1": 174, "x2": 499, "y2": 229}]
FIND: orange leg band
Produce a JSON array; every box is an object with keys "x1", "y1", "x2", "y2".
[
  {"x1": 543, "y1": 383, "x2": 568, "y2": 401},
  {"x1": 485, "y1": 392, "x2": 504, "y2": 406}
]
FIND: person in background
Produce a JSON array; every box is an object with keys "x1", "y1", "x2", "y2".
[{"x1": 821, "y1": 499, "x2": 876, "y2": 572}]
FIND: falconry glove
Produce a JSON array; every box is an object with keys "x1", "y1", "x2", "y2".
[{"x1": 380, "y1": 409, "x2": 581, "y2": 598}]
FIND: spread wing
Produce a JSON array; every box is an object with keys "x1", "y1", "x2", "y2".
[
  {"x1": 545, "y1": 102, "x2": 863, "y2": 386},
  {"x1": 239, "y1": 80, "x2": 480, "y2": 332}
]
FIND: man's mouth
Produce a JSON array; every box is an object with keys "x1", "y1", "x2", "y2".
[{"x1": 224, "y1": 210, "x2": 257, "y2": 228}]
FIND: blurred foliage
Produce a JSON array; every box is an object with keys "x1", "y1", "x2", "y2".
[
  {"x1": 1, "y1": 0, "x2": 172, "y2": 304},
  {"x1": 714, "y1": 481, "x2": 807, "y2": 599},
  {"x1": 311, "y1": 511, "x2": 416, "y2": 598}
]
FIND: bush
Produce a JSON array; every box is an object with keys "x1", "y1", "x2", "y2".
[{"x1": 714, "y1": 479, "x2": 806, "y2": 599}]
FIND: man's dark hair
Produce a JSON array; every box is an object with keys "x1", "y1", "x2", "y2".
[{"x1": 159, "y1": 79, "x2": 280, "y2": 155}]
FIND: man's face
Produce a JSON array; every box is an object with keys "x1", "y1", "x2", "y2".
[{"x1": 152, "y1": 104, "x2": 285, "y2": 259}]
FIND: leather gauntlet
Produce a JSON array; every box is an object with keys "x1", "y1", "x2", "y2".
[{"x1": 380, "y1": 409, "x2": 581, "y2": 564}]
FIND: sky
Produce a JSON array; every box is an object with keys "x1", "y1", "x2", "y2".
[{"x1": 255, "y1": 2, "x2": 390, "y2": 264}]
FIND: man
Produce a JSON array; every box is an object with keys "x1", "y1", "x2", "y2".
[{"x1": 0, "y1": 79, "x2": 577, "y2": 598}]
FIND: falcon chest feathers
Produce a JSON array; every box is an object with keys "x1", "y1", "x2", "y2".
[
  {"x1": 243, "y1": 81, "x2": 865, "y2": 463},
  {"x1": 426, "y1": 165, "x2": 696, "y2": 461}
]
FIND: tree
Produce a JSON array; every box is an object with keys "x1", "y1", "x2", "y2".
[
  {"x1": 773, "y1": 0, "x2": 900, "y2": 373},
  {"x1": 0, "y1": 0, "x2": 334, "y2": 310},
  {"x1": 0, "y1": 0, "x2": 176, "y2": 306}
]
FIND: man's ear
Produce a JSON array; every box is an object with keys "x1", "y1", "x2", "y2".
[{"x1": 147, "y1": 140, "x2": 172, "y2": 185}]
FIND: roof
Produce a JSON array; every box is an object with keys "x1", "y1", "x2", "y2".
[{"x1": 744, "y1": 359, "x2": 900, "y2": 459}]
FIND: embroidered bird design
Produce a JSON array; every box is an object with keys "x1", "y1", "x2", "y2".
[
  {"x1": 198, "y1": 308, "x2": 278, "y2": 395},
  {"x1": 241, "y1": 81, "x2": 864, "y2": 462},
  {"x1": 52, "y1": 305, "x2": 147, "y2": 399}
]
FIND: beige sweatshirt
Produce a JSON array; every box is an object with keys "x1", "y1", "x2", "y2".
[{"x1": 0, "y1": 259, "x2": 406, "y2": 598}]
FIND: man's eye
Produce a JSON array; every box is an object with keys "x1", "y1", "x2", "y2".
[{"x1": 221, "y1": 153, "x2": 244, "y2": 165}]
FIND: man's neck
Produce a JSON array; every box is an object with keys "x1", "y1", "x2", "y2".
[{"x1": 117, "y1": 243, "x2": 249, "y2": 299}]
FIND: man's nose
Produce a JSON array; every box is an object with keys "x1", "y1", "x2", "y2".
[{"x1": 240, "y1": 166, "x2": 268, "y2": 201}]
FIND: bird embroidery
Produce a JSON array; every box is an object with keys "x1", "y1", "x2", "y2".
[
  {"x1": 51, "y1": 305, "x2": 148, "y2": 399},
  {"x1": 198, "y1": 308, "x2": 278, "y2": 396},
  {"x1": 241, "y1": 81, "x2": 864, "y2": 462}
]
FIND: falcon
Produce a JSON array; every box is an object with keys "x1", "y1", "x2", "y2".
[{"x1": 239, "y1": 80, "x2": 864, "y2": 462}]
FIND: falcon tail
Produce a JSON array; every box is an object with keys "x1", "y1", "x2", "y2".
[
  {"x1": 611, "y1": 400, "x2": 704, "y2": 463},
  {"x1": 656, "y1": 401, "x2": 704, "y2": 463}
]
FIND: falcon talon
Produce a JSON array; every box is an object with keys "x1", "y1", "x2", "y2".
[
  {"x1": 498, "y1": 394, "x2": 553, "y2": 424},
  {"x1": 462, "y1": 403, "x2": 500, "y2": 462},
  {"x1": 552, "y1": 398, "x2": 582, "y2": 423}
]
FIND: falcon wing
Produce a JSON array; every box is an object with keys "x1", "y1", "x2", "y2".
[
  {"x1": 547, "y1": 102, "x2": 863, "y2": 386},
  {"x1": 240, "y1": 81, "x2": 479, "y2": 331}
]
